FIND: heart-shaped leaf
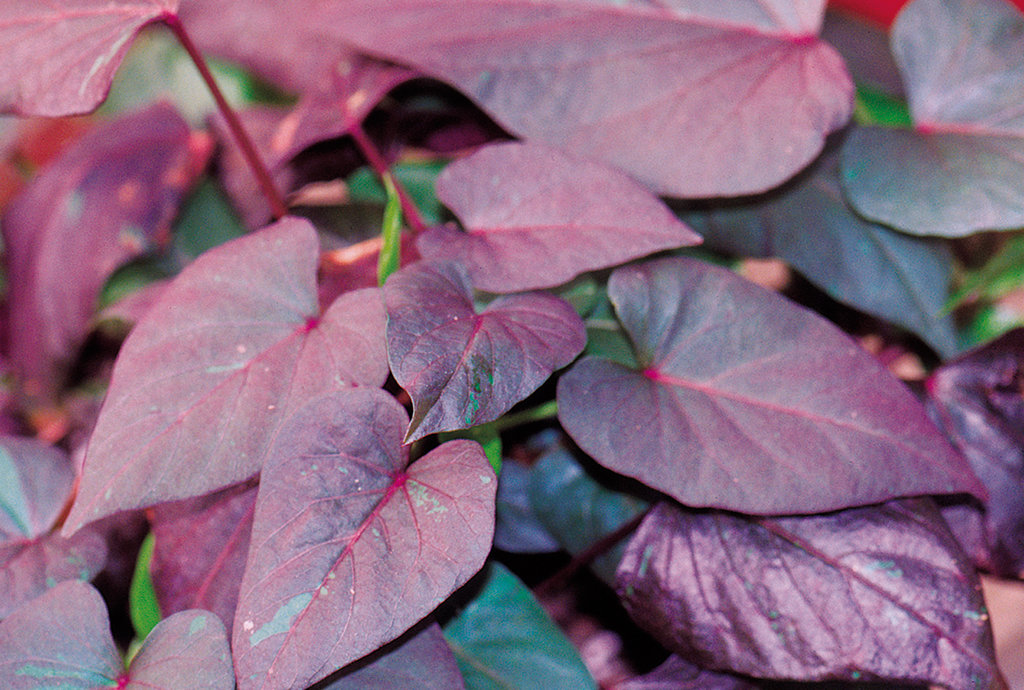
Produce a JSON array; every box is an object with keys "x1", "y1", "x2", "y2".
[
  {"x1": 419, "y1": 141, "x2": 701, "y2": 293},
  {"x1": 841, "y1": 0, "x2": 1024, "y2": 236},
  {"x1": 385, "y1": 261, "x2": 585, "y2": 442},
  {"x1": 0, "y1": 1, "x2": 177, "y2": 116},
  {"x1": 179, "y1": 0, "x2": 853, "y2": 197},
  {"x1": 2, "y1": 102, "x2": 207, "y2": 399},
  {"x1": 65, "y1": 217, "x2": 389, "y2": 534},
  {"x1": 124, "y1": 609, "x2": 234, "y2": 688},
  {"x1": 443, "y1": 562, "x2": 597, "y2": 690},
  {"x1": 558, "y1": 257, "x2": 983, "y2": 514},
  {"x1": 679, "y1": 138, "x2": 958, "y2": 357},
  {"x1": 617, "y1": 500, "x2": 1003, "y2": 687},
  {"x1": 322, "y1": 623, "x2": 464, "y2": 689},
  {"x1": 233, "y1": 388, "x2": 495, "y2": 690}
]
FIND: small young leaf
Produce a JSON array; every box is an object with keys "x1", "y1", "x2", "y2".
[
  {"x1": 420, "y1": 141, "x2": 701, "y2": 293},
  {"x1": 385, "y1": 261, "x2": 585, "y2": 442},
  {"x1": 558, "y1": 257, "x2": 983, "y2": 514},
  {"x1": 617, "y1": 500, "x2": 1004, "y2": 687},
  {"x1": 129, "y1": 532, "x2": 162, "y2": 640},
  {"x1": 233, "y1": 388, "x2": 495, "y2": 690},
  {"x1": 377, "y1": 174, "x2": 403, "y2": 286},
  {"x1": 321, "y1": 623, "x2": 465, "y2": 689},
  {"x1": 443, "y1": 562, "x2": 597, "y2": 690}
]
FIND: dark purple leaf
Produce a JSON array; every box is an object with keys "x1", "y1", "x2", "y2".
[
  {"x1": 419, "y1": 141, "x2": 701, "y2": 293},
  {"x1": 126, "y1": 609, "x2": 233, "y2": 688},
  {"x1": 320, "y1": 623, "x2": 464, "y2": 689},
  {"x1": 821, "y1": 9, "x2": 904, "y2": 97},
  {"x1": 493, "y1": 457, "x2": 560, "y2": 554},
  {"x1": 927, "y1": 328, "x2": 1024, "y2": 577},
  {"x1": 0, "y1": 1, "x2": 177, "y2": 116},
  {"x1": 840, "y1": 0, "x2": 1024, "y2": 236},
  {"x1": 385, "y1": 261, "x2": 585, "y2": 441},
  {"x1": 64, "y1": 217, "x2": 389, "y2": 534},
  {"x1": 679, "y1": 138, "x2": 958, "y2": 357},
  {"x1": 617, "y1": 500, "x2": 1004, "y2": 687},
  {"x1": 233, "y1": 388, "x2": 495, "y2": 690},
  {"x1": 0, "y1": 581, "x2": 122, "y2": 687},
  {"x1": 180, "y1": 0, "x2": 853, "y2": 197},
  {"x1": 1, "y1": 103, "x2": 207, "y2": 400},
  {"x1": 150, "y1": 480, "x2": 257, "y2": 628},
  {"x1": 558, "y1": 257, "x2": 983, "y2": 514},
  {"x1": 614, "y1": 654, "x2": 758, "y2": 690}
]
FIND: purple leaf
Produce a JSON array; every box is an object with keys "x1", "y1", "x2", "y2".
[
  {"x1": 322, "y1": 623, "x2": 464, "y2": 689},
  {"x1": 558, "y1": 257, "x2": 983, "y2": 514},
  {"x1": 821, "y1": 9, "x2": 904, "y2": 97},
  {"x1": 0, "y1": 1, "x2": 177, "y2": 116},
  {"x1": 233, "y1": 388, "x2": 495, "y2": 690},
  {"x1": 150, "y1": 481, "x2": 257, "y2": 628},
  {"x1": 2, "y1": 103, "x2": 207, "y2": 400},
  {"x1": 65, "y1": 217, "x2": 389, "y2": 534},
  {"x1": 617, "y1": 500, "x2": 1004, "y2": 687},
  {"x1": 614, "y1": 654, "x2": 758, "y2": 690},
  {"x1": 419, "y1": 141, "x2": 701, "y2": 293},
  {"x1": 126, "y1": 609, "x2": 233, "y2": 688},
  {"x1": 385, "y1": 261, "x2": 585, "y2": 441},
  {"x1": 0, "y1": 581, "x2": 121, "y2": 688},
  {"x1": 840, "y1": 0, "x2": 1024, "y2": 236},
  {"x1": 180, "y1": 0, "x2": 853, "y2": 197},
  {"x1": 927, "y1": 328, "x2": 1024, "y2": 577}
]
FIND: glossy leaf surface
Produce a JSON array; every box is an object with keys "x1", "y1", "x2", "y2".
[
  {"x1": 927, "y1": 329, "x2": 1024, "y2": 577},
  {"x1": 617, "y1": 500, "x2": 1003, "y2": 687},
  {"x1": 680, "y1": 140, "x2": 958, "y2": 356},
  {"x1": 385, "y1": 261, "x2": 585, "y2": 441},
  {"x1": 0, "y1": 0, "x2": 176, "y2": 116},
  {"x1": 558, "y1": 257, "x2": 982, "y2": 514},
  {"x1": 127, "y1": 609, "x2": 234, "y2": 688},
  {"x1": 2, "y1": 103, "x2": 205, "y2": 399},
  {"x1": 180, "y1": 0, "x2": 853, "y2": 197},
  {"x1": 234, "y1": 389, "x2": 495, "y2": 690},
  {"x1": 65, "y1": 218, "x2": 388, "y2": 533},
  {"x1": 443, "y1": 562, "x2": 596, "y2": 690},
  {"x1": 420, "y1": 141, "x2": 701, "y2": 292},
  {"x1": 323, "y1": 623, "x2": 464, "y2": 689},
  {"x1": 841, "y1": 0, "x2": 1024, "y2": 236}
]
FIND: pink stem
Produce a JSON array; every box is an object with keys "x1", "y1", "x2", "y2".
[{"x1": 349, "y1": 123, "x2": 427, "y2": 234}]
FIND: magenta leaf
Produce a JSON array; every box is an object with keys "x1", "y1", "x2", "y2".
[
  {"x1": 419, "y1": 141, "x2": 701, "y2": 293},
  {"x1": 181, "y1": 0, "x2": 853, "y2": 197},
  {"x1": 65, "y1": 217, "x2": 389, "y2": 534},
  {"x1": 840, "y1": 0, "x2": 1024, "y2": 236},
  {"x1": 616, "y1": 654, "x2": 758, "y2": 690},
  {"x1": 126, "y1": 609, "x2": 233, "y2": 688},
  {"x1": 558, "y1": 257, "x2": 983, "y2": 514},
  {"x1": 927, "y1": 328, "x2": 1024, "y2": 577},
  {"x1": 385, "y1": 261, "x2": 585, "y2": 441},
  {"x1": 0, "y1": 581, "x2": 121, "y2": 688},
  {"x1": 322, "y1": 623, "x2": 464, "y2": 689},
  {"x1": 616, "y1": 500, "x2": 1004, "y2": 687},
  {"x1": 0, "y1": 1, "x2": 177, "y2": 116},
  {"x1": 233, "y1": 388, "x2": 495, "y2": 690},
  {"x1": 150, "y1": 481, "x2": 257, "y2": 628},
  {"x1": 2, "y1": 102, "x2": 207, "y2": 399}
]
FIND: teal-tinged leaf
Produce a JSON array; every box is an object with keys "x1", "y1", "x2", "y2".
[
  {"x1": 172, "y1": 178, "x2": 247, "y2": 260},
  {"x1": 130, "y1": 533, "x2": 162, "y2": 640},
  {"x1": 443, "y1": 562, "x2": 596, "y2": 690},
  {"x1": 492, "y1": 458, "x2": 559, "y2": 554}
]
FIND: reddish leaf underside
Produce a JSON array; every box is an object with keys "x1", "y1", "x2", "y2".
[
  {"x1": 64, "y1": 217, "x2": 389, "y2": 534},
  {"x1": 384, "y1": 261, "x2": 586, "y2": 442},
  {"x1": 558, "y1": 257, "x2": 983, "y2": 514},
  {"x1": 617, "y1": 500, "x2": 1003, "y2": 687},
  {"x1": 233, "y1": 389, "x2": 495, "y2": 690},
  {"x1": 0, "y1": 0, "x2": 178, "y2": 116},
  {"x1": 2, "y1": 103, "x2": 207, "y2": 400},
  {"x1": 419, "y1": 141, "x2": 702, "y2": 293}
]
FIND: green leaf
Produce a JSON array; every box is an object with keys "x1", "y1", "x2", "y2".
[
  {"x1": 348, "y1": 160, "x2": 447, "y2": 226},
  {"x1": 378, "y1": 174, "x2": 403, "y2": 287},
  {"x1": 443, "y1": 562, "x2": 596, "y2": 690},
  {"x1": 129, "y1": 532, "x2": 162, "y2": 640},
  {"x1": 172, "y1": 178, "x2": 247, "y2": 260},
  {"x1": 853, "y1": 85, "x2": 912, "y2": 128},
  {"x1": 439, "y1": 426, "x2": 502, "y2": 476}
]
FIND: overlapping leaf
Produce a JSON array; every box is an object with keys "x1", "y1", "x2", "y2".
[
  {"x1": 323, "y1": 623, "x2": 464, "y2": 689},
  {"x1": 2, "y1": 103, "x2": 207, "y2": 399},
  {"x1": 841, "y1": 0, "x2": 1024, "y2": 236},
  {"x1": 64, "y1": 217, "x2": 389, "y2": 534},
  {"x1": 0, "y1": 0, "x2": 177, "y2": 116},
  {"x1": 493, "y1": 458, "x2": 559, "y2": 554},
  {"x1": 617, "y1": 500, "x2": 1003, "y2": 687},
  {"x1": 0, "y1": 581, "x2": 232, "y2": 688},
  {"x1": 419, "y1": 141, "x2": 701, "y2": 292},
  {"x1": 927, "y1": 329, "x2": 1024, "y2": 577},
  {"x1": 233, "y1": 389, "x2": 495, "y2": 690},
  {"x1": 680, "y1": 140, "x2": 958, "y2": 356},
  {"x1": 616, "y1": 654, "x2": 758, "y2": 690},
  {"x1": 180, "y1": 0, "x2": 853, "y2": 197},
  {"x1": 558, "y1": 257, "x2": 982, "y2": 514},
  {"x1": 385, "y1": 261, "x2": 585, "y2": 441}
]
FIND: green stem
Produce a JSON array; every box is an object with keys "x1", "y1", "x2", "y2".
[{"x1": 489, "y1": 400, "x2": 559, "y2": 433}]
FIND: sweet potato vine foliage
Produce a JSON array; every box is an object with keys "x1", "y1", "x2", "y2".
[{"x1": 3, "y1": 0, "x2": 1024, "y2": 687}]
